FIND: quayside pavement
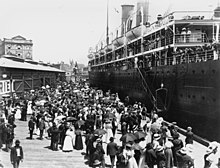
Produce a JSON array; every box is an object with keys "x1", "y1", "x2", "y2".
[{"x1": 0, "y1": 117, "x2": 208, "y2": 168}]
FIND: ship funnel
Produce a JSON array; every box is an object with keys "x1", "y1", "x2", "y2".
[
  {"x1": 121, "y1": 4, "x2": 134, "y2": 35},
  {"x1": 136, "y1": 0, "x2": 149, "y2": 26},
  {"x1": 214, "y1": 6, "x2": 220, "y2": 18}
]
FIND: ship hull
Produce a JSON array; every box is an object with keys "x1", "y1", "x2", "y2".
[{"x1": 89, "y1": 60, "x2": 220, "y2": 141}]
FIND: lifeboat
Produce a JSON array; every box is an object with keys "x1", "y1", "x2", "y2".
[
  {"x1": 87, "y1": 53, "x2": 94, "y2": 59},
  {"x1": 126, "y1": 24, "x2": 148, "y2": 40},
  {"x1": 105, "y1": 45, "x2": 113, "y2": 52},
  {"x1": 99, "y1": 49, "x2": 105, "y2": 55},
  {"x1": 94, "y1": 52, "x2": 100, "y2": 58},
  {"x1": 113, "y1": 36, "x2": 125, "y2": 47}
]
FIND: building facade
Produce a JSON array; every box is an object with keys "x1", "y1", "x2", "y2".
[{"x1": 0, "y1": 35, "x2": 33, "y2": 60}]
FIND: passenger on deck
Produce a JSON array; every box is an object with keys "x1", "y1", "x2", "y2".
[
  {"x1": 181, "y1": 28, "x2": 187, "y2": 42},
  {"x1": 185, "y1": 126, "x2": 193, "y2": 145},
  {"x1": 176, "y1": 147, "x2": 194, "y2": 168}
]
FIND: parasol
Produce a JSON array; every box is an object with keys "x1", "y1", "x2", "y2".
[
  {"x1": 94, "y1": 129, "x2": 107, "y2": 136},
  {"x1": 133, "y1": 131, "x2": 147, "y2": 140},
  {"x1": 66, "y1": 116, "x2": 77, "y2": 122},
  {"x1": 55, "y1": 115, "x2": 66, "y2": 121},
  {"x1": 120, "y1": 133, "x2": 137, "y2": 143}
]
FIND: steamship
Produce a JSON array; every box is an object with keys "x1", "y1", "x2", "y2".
[{"x1": 87, "y1": 1, "x2": 220, "y2": 141}]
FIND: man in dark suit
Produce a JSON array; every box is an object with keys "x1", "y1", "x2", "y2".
[
  {"x1": 28, "y1": 116, "x2": 35, "y2": 139},
  {"x1": 107, "y1": 137, "x2": 118, "y2": 168},
  {"x1": 38, "y1": 117, "x2": 45, "y2": 140},
  {"x1": 10, "y1": 140, "x2": 24, "y2": 168},
  {"x1": 50, "y1": 122, "x2": 60, "y2": 151}
]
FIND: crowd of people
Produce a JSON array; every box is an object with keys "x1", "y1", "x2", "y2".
[{"x1": 0, "y1": 81, "x2": 220, "y2": 168}]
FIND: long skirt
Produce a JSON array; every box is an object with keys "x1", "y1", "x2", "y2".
[
  {"x1": 62, "y1": 135, "x2": 74, "y2": 152},
  {"x1": 104, "y1": 128, "x2": 113, "y2": 143},
  {"x1": 75, "y1": 134, "x2": 83, "y2": 150},
  {"x1": 15, "y1": 109, "x2": 21, "y2": 119},
  {"x1": 138, "y1": 154, "x2": 146, "y2": 168},
  {"x1": 128, "y1": 157, "x2": 138, "y2": 168}
]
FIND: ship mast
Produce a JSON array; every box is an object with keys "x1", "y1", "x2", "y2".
[{"x1": 106, "y1": 0, "x2": 109, "y2": 45}]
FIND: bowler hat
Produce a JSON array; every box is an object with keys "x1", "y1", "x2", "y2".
[
  {"x1": 15, "y1": 140, "x2": 20, "y2": 144},
  {"x1": 109, "y1": 137, "x2": 115, "y2": 141},
  {"x1": 93, "y1": 160, "x2": 101, "y2": 166},
  {"x1": 179, "y1": 147, "x2": 187, "y2": 154}
]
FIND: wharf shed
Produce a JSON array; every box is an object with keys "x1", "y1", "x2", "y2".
[{"x1": 0, "y1": 55, "x2": 65, "y2": 97}]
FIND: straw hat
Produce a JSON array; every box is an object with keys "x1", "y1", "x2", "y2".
[
  {"x1": 179, "y1": 147, "x2": 187, "y2": 154},
  {"x1": 126, "y1": 143, "x2": 132, "y2": 148},
  {"x1": 206, "y1": 141, "x2": 219, "y2": 153},
  {"x1": 153, "y1": 134, "x2": 161, "y2": 141},
  {"x1": 156, "y1": 145, "x2": 164, "y2": 152},
  {"x1": 93, "y1": 160, "x2": 101, "y2": 166}
]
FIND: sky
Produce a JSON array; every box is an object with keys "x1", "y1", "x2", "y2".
[{"x1": 0, "y1": 0, "x2": 218, "y2": 65}]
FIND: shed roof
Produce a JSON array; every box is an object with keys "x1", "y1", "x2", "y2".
[{"x1": 0, "y1": 56, "x2": 64, "y2": 73}]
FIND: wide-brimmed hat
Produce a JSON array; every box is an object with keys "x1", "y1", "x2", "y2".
[
  {"x1": 206, "y1": 141, "x2": 219, "y2": 153},
  {"x1": 93, "y1": 160, "x2": 101, "y2": 166},
  {"x1": 156, "y1": 145, "x2": 164, "y2": 152},
  {"x1": 153, "y1": 134, "x2": 161, "y2": 140},
  {"x1": 15, "y1": 140, "x2": 20, "y2": 144},
  {"x1": 126, "y1": 143, "x2": 132, "y2": 148},
  {"x1": 105, "y1": 119, "x2": 110, "y2": 123},
  {"x1": 179, "y1": 147, "x2": 187, "y2": 154}
]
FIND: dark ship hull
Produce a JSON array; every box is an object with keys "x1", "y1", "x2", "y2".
[
  {"x1": 88, "y1": 1, "x2": 220, "y2": 141},
  {"x1": 89, "y1": 59, "x2": 220, "y2": 141}
]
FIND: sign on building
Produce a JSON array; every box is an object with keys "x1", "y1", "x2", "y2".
[{"x1": 0, "y1": 80, "x2": 14, "y2": 95}]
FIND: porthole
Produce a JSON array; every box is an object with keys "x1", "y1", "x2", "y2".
[
  {"x1": 192, "y1": 70, "x2": 195, "y2": 74},
  {"x1": 202, "y1": 96, "x2": 205, "y2": 100},
  {"x1": 188, "y1": 95, "x2": 191, "y2": 98},
  {"x1": 201, "y1": 70, "x2": 205, "y2": 74}
]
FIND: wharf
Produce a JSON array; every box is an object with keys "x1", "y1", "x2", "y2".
[{"x1": 0, "y1": 117, "x2": 208, "y2": 168}]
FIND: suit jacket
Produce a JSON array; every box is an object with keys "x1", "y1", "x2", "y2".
[
  {"x1": 28, "y1": 119, "x2": 35, "y2": 130},
  {"x1": 107, "y1": 142, "x2": 118, "y2": 156},
  {"x1": 38, "y1": 120, "x2": 45, "y2": 130},
  {"x1": 10, "y1": 146, "x2": 23, "y2": 162}
]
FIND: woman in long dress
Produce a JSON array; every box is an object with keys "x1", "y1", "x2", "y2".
[
  {"x1": 103, "y1": 119, "x2": 113, "y2": 143},
  {"x1": 123, "y1": 144, "x2": 138, "y2": 168},
  {"x1": 14, "y1": 105, "x2": 21, "y2": 120},
  {"x1": 27, "y1": 101, "x2": 33, "y2": 115},
  {"x1": 62, "y1": 127, "x2": 75, "y2": 152},
  {"x1": 74, "y1": 129, "x2": 83, "y2": 150}
]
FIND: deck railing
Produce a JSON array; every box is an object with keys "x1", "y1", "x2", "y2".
[{"x1": 158, "y1": 50, "x2": 215, "y2": 66}]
